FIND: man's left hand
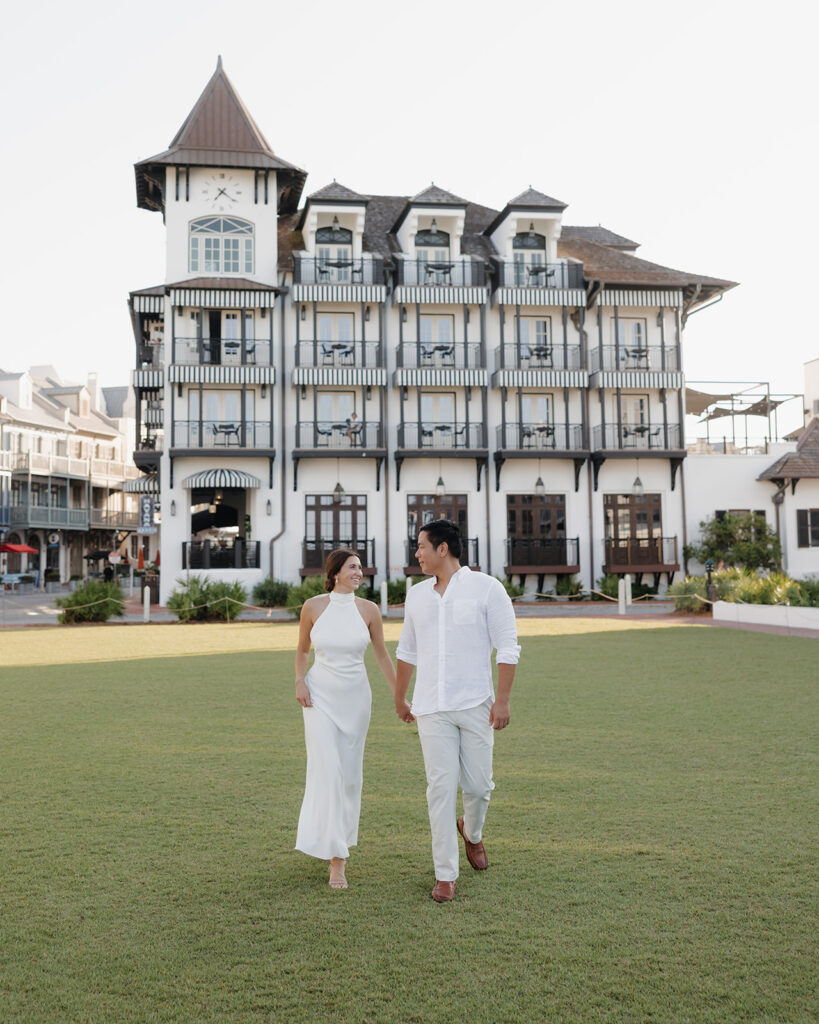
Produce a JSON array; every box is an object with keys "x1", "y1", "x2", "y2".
[{"x1": 489, "y1": 699, "x2": 511, "y2": 730}]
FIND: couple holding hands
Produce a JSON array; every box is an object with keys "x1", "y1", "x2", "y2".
[{"x1": 294, "y1": 518, "x2": 521, "y2": 902}]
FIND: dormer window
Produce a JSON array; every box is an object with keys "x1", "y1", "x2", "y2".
[
  {"x1": 189, "y1": 216, "x2": 254, "y2": 275},
  {"x1": 316, "y1": 223, "x2": 353, "y2": 282},
  {"x1": 415, "y1": 227, "x2": 451, "y2": 285},
  {"x1": 513, "y1": 229, "x2": 546, "y2": 286}
]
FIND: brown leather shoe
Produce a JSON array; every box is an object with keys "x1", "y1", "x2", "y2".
[
  {"x1": 431, "y1": 880, "x2": 456, "y2": 902},
  {"x1": 457, "y1": 817, "x2": 488, "y2": 870}
]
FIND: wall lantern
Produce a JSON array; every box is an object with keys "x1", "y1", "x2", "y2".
[
  {"x1": 632, "y1": 475, "x2": 644, "y2": 497},
  {"x1": 331, "y1": 215, "x2": 340, "y2": 234},
  {"x1": 534, "y1": 476, "x2": 545, "y2": 497},
  {"x1": 300, "y1": 304, "x2": 306, "y2": 321},
  {"x1": 333, "y1": 481, "x2": 345, "y2": 503},
  {"x1": 435, "y1": 476, "x2": 446, "y2": 497},
  {"x1": 401, "y1": 306, "x2": 408, "y2": 323},
  {"x1": 430, "y1": 217, "x2": 438, "y2": 233},
  {"x1": 266, "y1": 499, "x2": 272, "y2": 516},
  {"x1": 170, "y1": 499, "x2": 176, "y2": 516},
  {"x1": 364, "y1": 305, "x2": 371, "y2": 322},
  {"x1": 528, "y1": 222, "x2": 536, "y2": 239}
]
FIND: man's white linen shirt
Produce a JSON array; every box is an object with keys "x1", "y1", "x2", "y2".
[{"x1": 396, "y1": 567, "x2": 521, "y2": 716}]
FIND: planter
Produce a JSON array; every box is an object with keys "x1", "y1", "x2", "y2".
[
  {"x1": 45, "y1": 581, "x2": 63, "y2": 594},
  {"x1": 713, "y1": 600, "x2": 819, "y2": 631},
  {"x1": 16, "y1": 583, "x2": 34, "y2": 595}
]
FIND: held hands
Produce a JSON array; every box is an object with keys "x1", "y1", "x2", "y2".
[
  {"x1": 395, "y1": 699, "x2": 415, "y2": 723},
  {"x1": 489, "y1": 699, "x2": 511, "y2": 730},
  {"x1": 295, "y1": 679, "x2": 312, "y2": 708}
]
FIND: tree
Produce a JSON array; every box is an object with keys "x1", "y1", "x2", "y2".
[{"x1": 684, "y1": 512, "x2": 781, "y2": 570}]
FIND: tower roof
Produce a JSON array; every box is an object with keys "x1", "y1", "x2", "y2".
[{"x1": 135, "y1": 57, "x2": 306, "y2": 214}]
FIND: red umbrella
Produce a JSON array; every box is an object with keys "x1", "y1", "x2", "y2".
[
  {"x1": 137, "y1": 549, "x2": 145, "y2": 570},
  {"x1": 0, "y1": 543, "x2": 38, "y2": 554},
  {"x1": 154, "y1": 550, "x2": 160, "y2": 567}
]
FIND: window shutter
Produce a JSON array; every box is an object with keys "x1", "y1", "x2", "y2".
[{"x1": 796, "y1": 509, "x2": 809, "y2": 548}]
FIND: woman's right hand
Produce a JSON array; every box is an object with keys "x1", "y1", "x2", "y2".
[{"x1": 296, "y1": 679, "x2": 312, "y2": 708}]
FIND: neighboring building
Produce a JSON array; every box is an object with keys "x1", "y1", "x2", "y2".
[
  {"x1": 804, "y1": 357, "x2": 819, "y2": 425},
  {"x1": 0, "y1": 367, "x2": 140, "y2": 582},
  {"x1": 129, "y1": 59, "x2": 737, "y2": 603}
]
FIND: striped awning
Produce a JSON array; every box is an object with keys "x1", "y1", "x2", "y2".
[
  {"x1": 123, "y1": 473, "x2": 158, "y2": 493},
  {"x1": 393, "y1": 368, "x2": 488, "y2": 387},
  {"x1": 492, "y1": 369, "x2": 589, "y2": 389},
  {"x1": 292, "y1": 284, "x2": 387, "y2": 303},
  {"x1": 495, "y1": 288, "x2": 585, "y2": 307},
  {"x1": 598, "y1": 289, "x2": 683, "y2": 307},
  {"x1": 591, "y1": 371, "x2": 685, "y2": 389},
  {"x1": 170, "y1": 286, "x2": 277, "y2": 309},
  {"x1": 131, "y1": 294, "x2": 164, "y2": 314},
  {"x1": 132, "y1": 369, "x2": 164, "y2": 389},
  {"x1": 292, "y1": 367, "x2": 387, "y2": 386},
  {"x1": 182, "y1": 469, "x2": 261, "y2": 489},
  {"x1": 168, "y1": 365, "x2": 276, "y2": 384},
  {"x1": 393, "y1": 285, "x2": 489, "y2": 305}
]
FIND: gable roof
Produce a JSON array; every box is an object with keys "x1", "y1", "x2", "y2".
[
  {"x1": 758, "y1": 418, "x2": 819, "y2": 482},
  {"x1": 307, "y1": 181, "x2": 368, "y2": 203},
  {"x1": 411, "y1": 183, "x2": 468, "y2": 205},
  {"x1": 482, "y1": 187, "x2": 568, "y2": 236},
  {"x1": 135, "y1": 58, "x2": 306, "y2": 215},
  {"x1": 561, "y1": 226, "x2": 640, "y2": 250}
]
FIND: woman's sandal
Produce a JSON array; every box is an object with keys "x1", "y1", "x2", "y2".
[{"x1": 329, "y1": 858, "x2": 348, "y2": 890}]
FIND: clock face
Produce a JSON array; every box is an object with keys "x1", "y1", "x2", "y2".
[{"x1": 200, "y1": 172, "x2": 242, "y2": 210}]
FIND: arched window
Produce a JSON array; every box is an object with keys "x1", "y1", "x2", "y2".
[{"x1": 189, "y1": 217, "x2": 254, "y2": 275}]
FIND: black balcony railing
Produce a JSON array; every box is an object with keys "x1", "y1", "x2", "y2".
[
  {"x1": 293, "y1": 255, "x2": 387, "y2": 286},
  {"x1": 302, "y1": 538, "x2": 376, "y2": 573},
  {"x1": 592, "y1": 423, "x2": 681, "y2": 450},
  {"x1": 496, "y1": 422, "x2": 585, "y2": 451},
  {"x1": 397, "y1": 343, "x2": 482, "y2": 369},
  {"x1": 173, "y1": 421, "x2": 272, "y2": 448},
  {"x1": 495, "y1": 260, "x2": 584, "y2": 290},
  {"x1": 495, "y1": 343, "x2": 583, "y2": 371},
  {"x1": 182, "y1": 540, "x2": 260, "y2": 570},
  {"x1": 603, "y1": 536, "x2": 678, "y2": 569},
  {"x1": 505, "y1": 537, "x2": 580, "y2": 568},
  {"x1": 405, "y1": 536, "x2": 479, "y2": 570},
  {"x1": 296, "y1": 340, "x2": 382, "y2": 368},
  {"x1": 395, "y1": 259, "x2": 486, "y2": 288},
  {"x1": 589, "y1": 345, "x2": 680, "y2": 373},
  {"x1": 294, "y1": 421, "x2": 383, "y2": 449},
  {"x1": 398, "y1": 422, "x2": 486, "y2": 449},
  {"x1": 172, "y1": 337, "x2": 271, "y2": 366}
]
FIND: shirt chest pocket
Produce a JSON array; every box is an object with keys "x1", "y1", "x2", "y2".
[{"x1": 452, "y1": 599, "x2": 479, "y2": 625}]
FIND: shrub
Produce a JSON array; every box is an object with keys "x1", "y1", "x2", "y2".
[
  {"x1": 56, "y1": 580, "x2": 125, "y2": 623},
  {"x1": 555, "y1": 574, "x2": 583, "y2": 599},
  {"x1": 594, "y1": 574, "x2": 620, "y2": 600},
  {"x1": 19, "y1": 574, "x2": 35, "y2": 584},
  {"x1": 685, "y1": 512, "x2": 781, "y2": 570},
  {"x1": 797, "y1": 575, "x2": 819, "y2": 607},
  {"x1": 387, "y1": 578, "x2": 407, "y2": 605},
  {"x1": 252, "y1": 577, "x2": 291, "y2": 607},
  {"x1": 497, "y1": 576, "x2": 525, "y2": 599},
  {"x1": 44, "y1": 569, "x2": 61, "y2": 582},
  {"x1": 167, "y1": 576, "x2": 248, "y2": 622},
  {"x1": 667, "y1": 577, "x2": 709, "y2": 613}
]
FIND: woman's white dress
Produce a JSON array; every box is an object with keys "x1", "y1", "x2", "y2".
[{"x1": 296, "y1": 591, "x2": 372, "y2": 860}]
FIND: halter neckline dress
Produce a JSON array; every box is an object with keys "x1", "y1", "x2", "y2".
[{"x1": 295, "y1": 590, "x2": 373, "y2": 860}]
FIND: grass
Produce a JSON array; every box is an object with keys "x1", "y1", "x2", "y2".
[{"x1": 0, "y1": 624, "x2": 816, "y2": 1023}]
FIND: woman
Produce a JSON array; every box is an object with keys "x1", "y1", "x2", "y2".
[{"x1": 294, "y1": 548, "x2": 397, "y2": 890}]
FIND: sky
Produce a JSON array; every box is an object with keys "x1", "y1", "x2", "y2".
[{"x1": 1, "y1": 0, "x2": 816, "y2": 436}]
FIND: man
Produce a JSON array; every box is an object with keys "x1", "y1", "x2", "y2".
[{"x1": 394, "y1": 519, "x2": 520, "y2": 902}]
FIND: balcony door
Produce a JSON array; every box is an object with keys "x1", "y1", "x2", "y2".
[
  {"x1": 304, "y1": 494, "x2": 368, "y2": 570},
  {"x1": 188, "y1": 390, "x2": 253, "y2": 447},
  {"x1": 604, "y1": 493, "x2": 662, "y2": 565},
  {"x1": 512, "y1": 230, "x2": 546, "y2": 286},
  {"x1": 316, "y1": 224, "x2": 353, "y2": 282},
  {"x1": 407, "y1": 493, "x2": 467, "y2": 538},
  {"x1": 507, "y1": 494, "x2": 566, "y2": 565}
]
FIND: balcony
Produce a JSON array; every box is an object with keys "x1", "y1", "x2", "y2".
[
  {"x1": 11, "y1": 505, "x2": 89, "y2": 530},
  {"x1": 405, "y1": 536, "x2": 479, "y2": 575},
  {"x1": 397, "y1": 422, "x2": 486, "y2": 450},
  {"x1": 592, "y1": 423, "x2": 682, "y2": 451},
  {"x1": 134, "y1": 435, "x2": 163, "y2": 472},
  {"x1": 182, "y1": 540, "x2": 261, "y2": 570},
  {"x1": 173, "y1": 421, "x2": 272, "y2": 449},
  {"x1": 173, "y1": 337, "x2": 271, "y2": 366},
  {"x1": 603, "y1": 536, "x2": 679, "y2": 577},
  {"x1": 89, "y1": 509, "x2": 140, "y2": 529},
  {"x1": 293, "y1": 255, "x2": 387, "y2": 286},
  {"x1": 505, "y1": 537, "x2": 580, "y2": 575},
  {"x1": 395, "y1": 259, "x2": 486, "y2": 288},
  {"x1": 590, "y1": 345, "x2": 680, "y2": 374},
  {"x1": 495, "y1": 343, "x2": 583, "y2": 372},
  {"x1": 301, "y1": 538, "x2": 376, "y2": 577},
  {"x1": 294, "y1": 421, "x2": 384, "y2": 451},
  {"x1": 11, "y1": 452, "x2": 90, "y2": 478},
  {"x1": 296, "y1": 340, "x2": 382, "y2": 369},
  {"x1": 495, "y1": 260, "x2": 584, "y2": 291},
  {"x1": 397, "y1": 343, "x2": 482, "y2": 370},
  {"x1": 496, "y1": 423, "x2": 585, "y2": 452}
]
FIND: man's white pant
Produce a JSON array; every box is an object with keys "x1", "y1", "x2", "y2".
[{"x1": 416, "y1": 699, "x2": 495, "y2": 882}]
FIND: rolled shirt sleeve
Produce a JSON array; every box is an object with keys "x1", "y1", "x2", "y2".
[
  {"x1": 487, "y1": 578, "x2": 521, "y2": 665},
  {"x1": 396, "y1": 593, "x2": 418, "y2": 665}
]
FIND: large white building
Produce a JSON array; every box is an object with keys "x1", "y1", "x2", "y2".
[{"x1": 129, "y1": 60, "x2": 740, "y2": 604}]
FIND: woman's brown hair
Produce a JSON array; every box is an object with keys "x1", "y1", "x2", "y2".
[{"x1": 324, "y1": 548, "x2": 361, "y2": 592}]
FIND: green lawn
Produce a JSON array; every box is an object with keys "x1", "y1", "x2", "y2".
[{"x1": 1, "y1": 627, "x2": 816, "y2": 1023}]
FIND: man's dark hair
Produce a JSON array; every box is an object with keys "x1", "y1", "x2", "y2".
[{"x1": 418, "y1": 518, "x2": 462, "y2": 559}]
